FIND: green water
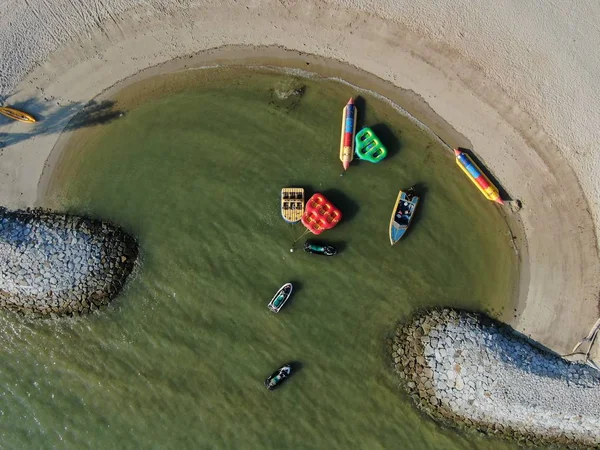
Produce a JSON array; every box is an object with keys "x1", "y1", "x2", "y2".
[{"x1": 3, "y1": 67, "x2": 519, "y2": 449}]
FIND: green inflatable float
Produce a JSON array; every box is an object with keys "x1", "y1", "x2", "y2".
[{"x1": 354, "y1": 127, "x2": 388, "y2": 163}]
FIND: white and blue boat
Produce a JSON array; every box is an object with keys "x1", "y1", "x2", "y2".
[
  {"x1": 389, "y1": 187, "x2": 420, "y2": 245},
  {"x1": 268, "y1": 283, "x2": 293, "y2": 313}
]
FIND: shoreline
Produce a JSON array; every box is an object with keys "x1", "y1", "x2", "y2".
[
  {"x1": 39, "y1": 49, "x2": 525, "y2": 325},
  {"x1": 0, "y1": 1, "x2": 598, "y2": 361},
  {"x1": 38, "y1": 48, "x2": 473, "y2": 205}
]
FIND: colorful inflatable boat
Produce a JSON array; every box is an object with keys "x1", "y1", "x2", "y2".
[
  {"x1": 301, "y1": 193, "x2": 342, "y2": 235},
  {"x1": 355, "y1": 127, "x2": 387, "y2": 163},
  {"x1": 339, "y1": 98, "x2": 357, "y2": 170},
  {"x1": 454, "y1": 149, "x2": 503, "y2": 204}
]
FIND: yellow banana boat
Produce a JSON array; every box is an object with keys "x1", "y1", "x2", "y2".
[{"x1": 0, "y1": 107, "x2": 36, "y2": 124}]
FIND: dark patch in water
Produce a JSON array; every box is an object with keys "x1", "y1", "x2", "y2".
[
  {"x1": 321, "y1": 188, "x2": 359, "y2": 224},
  {"x1": 269, "y1": 83, "x2": 306, "y2": 113},
  {"x1": 370, "y1": 122, "x2": 402, "y2": 160}
]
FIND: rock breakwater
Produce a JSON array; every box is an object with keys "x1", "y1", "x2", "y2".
[
  {"x1": 0, "y1": 208, "x2": 138, "y2": 317},
  {"x1": 392, "y1": 309, "x2": 600, "y2": 448}
]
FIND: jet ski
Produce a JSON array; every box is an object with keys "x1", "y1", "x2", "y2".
[
  {"x1": 264, "y1": 364, "x2": 292, "y2": 390},
  {"x1": 268, "y1": 283, "x2": 293, "y2": 313},
  {"x1": 303, "y1": 240, "x2": 337, "y2": 256}
]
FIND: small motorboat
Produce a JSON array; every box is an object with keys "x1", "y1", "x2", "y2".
[
  {"x1": 389, "y1": 186, "x2": 420, "y2": 245},
  {"x1": 264, "y1": 364, "x2": 292, "y2": 390},
  {"x1": 281, "y1": 188, "x2": 304, "y2": 223},
  {"x1": 303, "y1": 240, "x2": 337, "y2": 256},
  {"x1": 268, "y1": 282, "x2": 293, "y2": 313},
  {"x1": 0, "y1": 106, "x2": 36, "y2": 124}
]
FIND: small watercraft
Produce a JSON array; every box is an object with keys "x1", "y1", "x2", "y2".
[
  {"x1": 0, "y1": 106, "x2": 36, "y2": 124},
  {"x1": 454, "y1": 149, "x2": 503, "y2": 204},
  {"x1": 303, "y1": 240, "x2": 337, "y2": 256},
  {"x1": 264, "y1": 364, "x2": 292, "y2": 390},
  {"x1": 389, "y1": 186, "x2": 420, "y2": 245},
  {"x1": 355, "y1": 127, "x2": 387, "y2": 163},
  {"x1": 268, "y1": 282, "x2": 293, "y2": 313},
  {"x1": 301, "y1": 193, "x2": 342, "y2": 235},
  {"x1": 281, "y1": 188, "x2": 304, "y2": 223},
  {"x1": 339, "y1": 98, "x2": 357, "y2": 170}
]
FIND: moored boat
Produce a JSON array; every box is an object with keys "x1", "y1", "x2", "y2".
[
  {"x1": 264, "y1": 364, "x2": 292, "y2": 390},
  {"x1": 281, "y1": 188, "x2": 304, "y2": 223},
  {"x1": 454, "y1": 149, "x2": 503, "y2": 204},
  {"x1": 0, "y1": 106, "x2": 36, "y2": 124},
  {"x1": 303, "y1": 240, "x2": 337, "y2": 256},
  {"x1": 354, "y1": 127, "x2": 387, "y2": 163},
  {"x1": 389, "y1": 186, "x2": 420, "y2": 245},
  {"x1": 301, "y1": 193, "x2": 342, "y2": 235},
  {"x1": 268, "y1": 282, "x2": 293, "y2": 313},
  {"x1": 339, "y1": 98, "x2": 357, "y2": 171}
]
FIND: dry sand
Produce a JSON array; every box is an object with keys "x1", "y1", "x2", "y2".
[{"x1": 0, "y1": 0, "x2": 599, "y2": 360}]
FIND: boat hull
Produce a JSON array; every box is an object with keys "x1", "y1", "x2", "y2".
[
  {"x1": 389, "y1": 188, "x2": 420, "y2": 245},
  {"x1": 281, "y1": 188, "x2": 304, "y2": 223},
  {"x1": 264, "y1": 364, "x2": 292, "y2": 390},
  {"x1": 0, "y1": 107, "x2": 36, "y2": 123},
  {"x1": 303, "y1": 241, "x2": 337, "y2": 256},
  {"x1": 268, "y1": 282, "x2": 293, "y2": 313},
  {"x1": 301, "y1": 193, "x2": 342, "y2": 235},
  {"x1": 339, "y1": 98, "x2": 357, "y2": 170},
  {"x1": 454, "y1": 149, "x2": 503, "y2": 204}
]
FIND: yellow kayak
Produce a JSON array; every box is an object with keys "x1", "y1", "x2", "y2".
[{"x1": 0, "y1": 107, "x2": 36, "y2": 124}]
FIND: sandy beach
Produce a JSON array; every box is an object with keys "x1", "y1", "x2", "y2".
[{"x1": 0, "y1": 0, "x2": 599, "y2": 360}]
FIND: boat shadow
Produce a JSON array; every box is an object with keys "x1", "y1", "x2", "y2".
[
  {"x1": 457, "y1": 147, "x2": 512, "y2": 203},
  {"x1": 321, "y1": 188, "x2": 359, "y2": 224},
  {"x1": 0, "y1": 94, "x2": 124, "y2": 149},
  {"x1": 284, "y1": 279, "x2": 303, "y2": 310},
  {"x1": 287, "y1": 360, "x2": 303, "y2": 375},
  {"x1": 354, "y1": 95, "x2": 367, "y2": 131},
  {"x1": 404, "y1": 182, "x2": 428, "y2": 240},
  {"x1": 370, "y1": 123, "x2": 401, "y2": 160}
]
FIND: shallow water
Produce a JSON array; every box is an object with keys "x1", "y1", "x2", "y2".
[{"x1": 3, "y1": 67, "x2": 519, "y2": 449}]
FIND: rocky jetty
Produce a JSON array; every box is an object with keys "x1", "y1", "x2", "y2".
[
  {"x1": 0, "y1": 208, "x2": 138, "y2": 317},
  {"x1": 392, "y1": 309, "x2": 600, "y2": 449}
]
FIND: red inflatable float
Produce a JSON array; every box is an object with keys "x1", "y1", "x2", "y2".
[{"x1": 301, "y1": 193, "x2": 342, "y2": 235}]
